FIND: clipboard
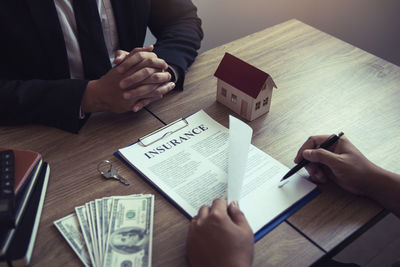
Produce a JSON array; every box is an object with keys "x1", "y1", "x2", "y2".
[
  {"x1": 137, "y1": 118, "x2": 189, "y2": 147},
  {"x1": 115, "y1": 111, "x2": 319, "y2": 242}
]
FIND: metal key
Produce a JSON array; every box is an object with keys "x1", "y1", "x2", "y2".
[
  {"x1": 102, "y1": 167, "x2": 130, "y2": 185},
  {"x1": 97, "y1": 160, "x2": 130, "y2": 185}
]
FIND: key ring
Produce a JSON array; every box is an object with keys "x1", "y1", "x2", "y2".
[{"x1": 97, "y1": 160, "x2": 112, "y2": 175}]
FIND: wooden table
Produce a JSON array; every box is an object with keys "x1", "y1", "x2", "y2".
[
  {"x1": 1, "y1": 19, "x2": 399, "y2": 266},
  {"x1": 1, "y1": 111, "x2": 164, "y2": 266},
  {"x1": 0, "y1": 90, "x2": 322, "y2": 265},
  {"x1": 146, "y1": 19, "x2": 400, "y2": 262}
]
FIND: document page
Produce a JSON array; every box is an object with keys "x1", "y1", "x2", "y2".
[
  {"x1": 118, "y1": 110, "x2": 316, "y2": 233},
  {"x1": 228, "y1": 115, "x2": 252, "y2": 203}
]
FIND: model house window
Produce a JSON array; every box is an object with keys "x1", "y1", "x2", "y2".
[
  {"x1": 221, "y1": 87, "x2": 227, "y2": 97},
  {"x1": 231, "y1": 94, "x2": 237, "y2": 103},
  {"x1": 263, "y1": 97, "x2": 269, "y2": 106},
  {"x1": 255, "y1": 101, "x2": 261, "y2": 110}
]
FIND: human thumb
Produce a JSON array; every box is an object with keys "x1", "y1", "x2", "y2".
[
  {"x1": 228, "y1": 201, "x2": 250, "y2": 227},
  {"x1": 303, "y1": 148, "x2": 340, "y2": 168}
]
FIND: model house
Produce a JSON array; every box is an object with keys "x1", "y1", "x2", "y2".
[{"x1": 214, "y1": 53, "x2": 277, "y2": 121}]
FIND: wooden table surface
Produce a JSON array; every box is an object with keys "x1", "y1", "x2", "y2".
[
  {"x1": 146, "y1": 19, "x2": 400, "y2": 257},
  {"x1": 1, "y1": 111, "x2": 165, "y2": 266},
  {"x1": 2, "y1": 19, "x2": 399, "y2": 267}
]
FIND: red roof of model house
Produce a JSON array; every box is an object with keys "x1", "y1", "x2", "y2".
[{"x1": 214, "y1": 53, "x2": 275, "y2": 99}]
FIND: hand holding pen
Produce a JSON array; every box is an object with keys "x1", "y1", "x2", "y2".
[
  {"x1": 286, "y1": 133, "x2": 387, "y2": 197},
  {"x1": 281, "y1": 132, "x2": 344, "y2": 182}
]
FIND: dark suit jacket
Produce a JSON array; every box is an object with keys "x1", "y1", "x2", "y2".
[{"x1": 0, "y1": 0, "x2": 203, "y2": 132}]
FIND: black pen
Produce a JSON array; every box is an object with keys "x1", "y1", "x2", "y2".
[{"x1": 280, "y1": 132, "x2": 344, "y2": 182}]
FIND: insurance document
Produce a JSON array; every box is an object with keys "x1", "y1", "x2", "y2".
[{"x1": 118, "y1": 110, "x2": 317, "y2": 234}]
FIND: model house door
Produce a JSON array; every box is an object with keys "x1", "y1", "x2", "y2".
[{"x1": 240, "y1": 100, "x2": 248, "y2": 117}]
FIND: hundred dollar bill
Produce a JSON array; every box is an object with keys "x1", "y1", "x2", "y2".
[
  {"x1": 102, "y1": 194, "x2": 145, "y2": 254},
  {"x1": 102, "y1": 197, "x2": 112, "y2": 254},
  {"x1": 75, "y1": 205, "x2": 97, "y2": 267},
  {"x1": 95, "y1": 199, "x2": 103, "y2": 266},
  {"x1": 103, "y1": 195, "x2": 154, "y2": 267},
  {"x1": 86, "y1": 202, "x2": 100, "y2": 266},
  {"x1": 54, "y1": 214, "x2": 91, "y2": 267}
]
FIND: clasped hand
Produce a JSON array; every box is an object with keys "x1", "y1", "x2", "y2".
[{"x1": 82, "y1": 45, "x2": 175, "y2": 113}]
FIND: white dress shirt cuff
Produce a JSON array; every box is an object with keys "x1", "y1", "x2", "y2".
[{"x1": 167, "y1": 65, "x2": 179, "y2": 84}]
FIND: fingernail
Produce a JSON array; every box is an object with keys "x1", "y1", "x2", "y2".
[
  {"x1": 170, "y1": 82, "x2": 176, "y2": 89},
  {"x1": 231, "y1": 200, "x2": 239, "y2": 208}
]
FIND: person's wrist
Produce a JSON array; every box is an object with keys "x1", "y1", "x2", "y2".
[
  {"x1": 354, "y1": 160, "x2": 386, "y2": 198},
  {"x1": 82, "y1": 80, "x2": 100, "y2": 113}
]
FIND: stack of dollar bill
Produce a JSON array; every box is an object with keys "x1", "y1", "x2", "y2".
[{"x1": 54, "y1": 194, "x2": 154, "y2": 267}]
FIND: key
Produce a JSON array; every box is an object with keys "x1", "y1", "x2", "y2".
[
  {"x1": 97, "y1": 160, "x2": 130, "y2": 186},
  {"x1": 103, "y1": 167, "x2": 130, "y2": 185}
]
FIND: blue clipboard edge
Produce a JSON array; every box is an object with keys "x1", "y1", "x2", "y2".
[
  {"x1": 115, "y1": 149, "x2": 320, "y2": 243},
  {"x1": 253, "y1": 187, "x2": 320, "y2": 242}
]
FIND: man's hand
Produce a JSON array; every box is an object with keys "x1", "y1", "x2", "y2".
[
  {"x1": 295, "y1": 135, "x2": 400, "y2": 217},
  {"x1": 115, "y1": 45, "x2": 176, "y2": 111},
  {"x1": 295, "y1": 135, "x2": 382, "y2": 196},
  {"x1": 81, "y1": 45, "x2": 175, "y2": 113},
  {"x1": 186, "y1": 199, "x2": 254, "y2": 267}
]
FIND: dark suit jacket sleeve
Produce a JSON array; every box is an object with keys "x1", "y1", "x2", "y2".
[
  {"x1": 0, "y1": 79, "x2": 89, "y2": 133},
  {"x1": 148, "y1": 0, "x2": 203, "y2": 90}
]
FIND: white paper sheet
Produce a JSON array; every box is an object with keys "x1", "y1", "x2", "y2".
[
  {"x1": 118, "y1": 110, "x2": 317, "y2": 233},
  {"x1": 228, "y1": 115, "x2": 252, "y2": 203}
]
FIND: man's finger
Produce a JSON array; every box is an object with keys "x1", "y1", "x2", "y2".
[
  {"x1": 130, "y1": 45, "x2": 154, "y2": 54},
  {"x1": 294, "y1": 135, "x2": 330, "y2": 163},
  {"x1": 120, "y1": 67, "x2": 157, "y2": 89},
  {"x1": 115, "y1": 51, "x2": 157, "y2": 74},
  {"x1": 302, "y1": 148, "x2": 340, "y2": 167},
  {"x1": 131, "y1": 80, "x2": 175, "y2": 111},
  {"x1": 114, "y1": 46, "x2": 154, "y2": 66},
  {"x1": 198, "y1": 205, "x2": 210, "y2": 220},
  {"x1": 126, "y1": 81, "x2": 175, "y2": 101},
  {"x1": 123, "y1": 83, "x2": 160, "y2": 100},
  {"x1": 141, "y1": 71, "x2": 171, "y2": 85},
  {"x1": 228, "y1": 201, "x2": 251, "y2": 228},
  {"x1": 152, "y1": 82, "x2": 175, "y2": 95},
  {"x1": 132, "y1": 57, "x2": 168, "y2": 73},
  {"x1": 114, "y1": 50, "x2": 130, "y2": 65},
  {"x1": 210, "y1": 198, "x2": 227, "y2": 214}
]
